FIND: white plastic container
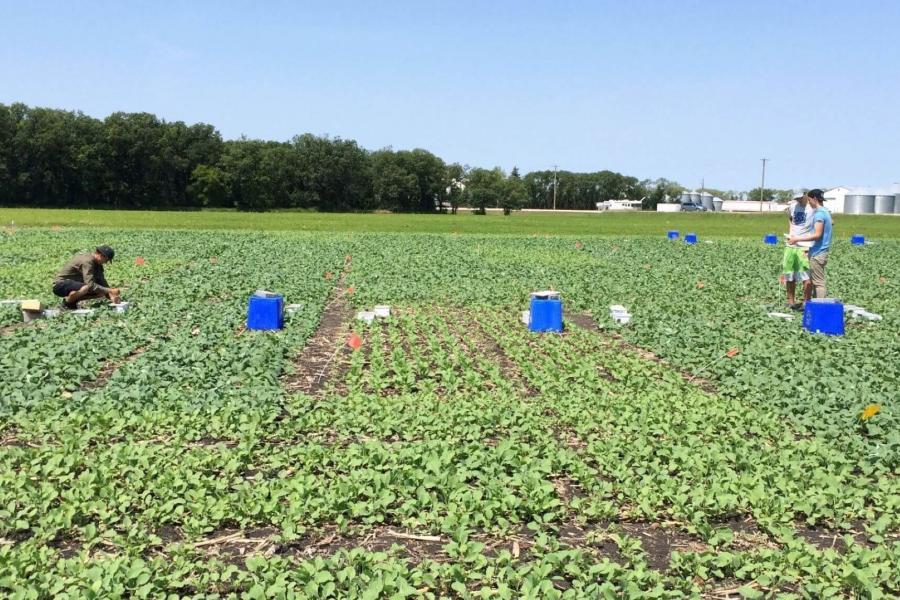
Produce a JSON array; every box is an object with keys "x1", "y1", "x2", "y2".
[
  {"x1": 854, "y1": 311, "x2": 882, "y2": 321},
  {"x1": 609, "y1": 304, "x2": 631, "y2": 325},
  {"x1": 373, "y1": 305, "x2": 391, "y2": 318},
  {"x1": 843, "y1": 305, "x2": 883, "y2": 321},
  {"x1": 285, "y1": 303, "x2": 303, "y2": 314},
  {"x1": 767, "y1": 312, "x2": 794, "y2": 320},
  {"x1": 356, "y1": 311, "x2": 376, "y2": 324},
  {"x1": 110, "y1": 302, "x2": 130, "y2": 313},
  {"x1": 43, "y1": 309, "x2": 61, "y2": 318},
  {"x1": 521, "y1": 311, "x2": 530, "y2": 325},
  {"x1": 531, "y1": 290, "x2": 561, "y2": 300},
  {"x1": 21, "y1": 310, "x2": 43, "y2": 323}
]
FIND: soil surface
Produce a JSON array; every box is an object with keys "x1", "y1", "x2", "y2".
[
  {"x1": 282, "y1": 262, "x2": 354, "y2": 396},
  {"x1": 80, "y1": 344, "x2": 149, "y2": 391}
]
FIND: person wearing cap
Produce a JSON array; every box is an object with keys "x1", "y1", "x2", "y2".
[
  {"x1": 782, "y1": 192, "x2": 814, "y2": 309},
  {"x1": 52, "y1": 246, "x2": 121, "y2": 309},
  {"x1": 788, "y1": 189, "x2": 832, "y2": 298}
]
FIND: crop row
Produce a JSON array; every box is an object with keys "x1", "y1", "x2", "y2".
[{"x1": 1, "y1": 228, "x2": 897, "y2": 598}]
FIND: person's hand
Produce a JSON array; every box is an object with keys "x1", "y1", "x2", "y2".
[
  {"x1": 787, "y1": 236, "x2": 798, "y2": 245},
  {"x1": 109, "y1": 288, "x2": 121, "y2": 303}
]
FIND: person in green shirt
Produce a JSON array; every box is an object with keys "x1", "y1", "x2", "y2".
[{"x1": 52, "y1": 245, "x2": 121, "y2": 309}]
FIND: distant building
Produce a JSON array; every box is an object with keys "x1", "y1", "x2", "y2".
[
  {"x1": 597, "y1": 200, "x2": 643, "y2": 211},
  {"x1": 823, "y1": 186, "x2": 851, "y2": 213}
]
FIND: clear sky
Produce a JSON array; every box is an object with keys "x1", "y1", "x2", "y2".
[{"x1": 2, "y1": 1, "x2": 899, "y2": 190}]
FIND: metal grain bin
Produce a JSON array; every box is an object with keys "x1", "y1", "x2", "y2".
[
  {"x1": 713, "y1": 198, "x2": 723, "y2": 211},
  {"x1": 874, "y1": 194, "x2": 896, "y2": 214},
  {"x1": 843, "y1": 195, "x2": 862, "y2": 214},
  {"x1": 894, "y1": 194, "x2": 900, "y2": 214},
  {"x1": 700, "y1": 192, "x2": 714, "y2": 210},
  {"x1": 858, "y1": 195, "x2": 876, "y2": 214},
  {"x1": 680, "y1": 192, "x2": 692, "y2": 204},
  {"x1": 689, "y1": 191, "x2": 700, "y2": 203}
]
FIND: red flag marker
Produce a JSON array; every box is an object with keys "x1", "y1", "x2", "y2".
[
  {"x1": 726, "y1": 348, "x2": 740, "y2": 358},
  {"x1": 135, "y1": 256, "x2": 145, "y2": 266},
  {"x1": 347, "y1": 333, "x2": 363, "y2": 350},
  {"x1": 346, "y1": 286, "x2": 355, "y2": 296}
]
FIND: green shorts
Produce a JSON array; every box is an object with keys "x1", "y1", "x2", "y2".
[{"x1": 782, "y1": 247, "x2": 810, "y2": 281}]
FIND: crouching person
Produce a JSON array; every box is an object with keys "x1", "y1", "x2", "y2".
[{"x1": 53, "y1": 245, "x2": 121, "y2": 309}]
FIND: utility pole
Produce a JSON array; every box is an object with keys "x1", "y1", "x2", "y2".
[
  {"x1": 552, "y1": 165, "x2": 558, "y2": 211},
  {"x1": 760, "y1": 158, "x2": 768, "y2": 212}
]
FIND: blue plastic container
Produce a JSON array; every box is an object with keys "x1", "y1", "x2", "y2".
[
  {"x1": 667, "y1": 230, "x2": 679, "y2": 240},
  {"x1": 802, "y1": 299, "x2": 844, "y2": 336},
  {"x1": 247, "y1": 294, "x2": 284, "y2": 330},
  {"x1": 684, "y1": 233, "x2": 698, "y2": 245},
  {"x1": 529, "y1": 297, "x2": 563, "y2": 333},
  {"x1": 764, "y1": 233, "x2": 778, "y2": 245},
  {"x1": 851, "y1": 234, "x2": 865, "y2": 246}
]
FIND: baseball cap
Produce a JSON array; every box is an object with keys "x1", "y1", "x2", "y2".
[
  {"x1": 96, "y1": 245, "x2": 115, "y2": 261},
  {"x1": 806, "y1": 189, "x2": 825, "y2": 201}
]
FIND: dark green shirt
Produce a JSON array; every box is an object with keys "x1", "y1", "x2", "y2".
[{"x1": 54, "y1": 253, "x2": 110, "y2": 293}]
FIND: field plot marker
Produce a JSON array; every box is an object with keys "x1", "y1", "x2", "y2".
[{"x1": 688, "y1": 347, "x2": 739, "y2": 383}]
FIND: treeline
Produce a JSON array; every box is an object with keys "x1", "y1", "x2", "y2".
[{"x1": 0, "y1": 103, "x2": 683, "y2": 212}]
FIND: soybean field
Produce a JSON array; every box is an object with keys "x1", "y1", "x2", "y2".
[{"x1": 1, "y1": 226, "x2": 898, "y2": 598}]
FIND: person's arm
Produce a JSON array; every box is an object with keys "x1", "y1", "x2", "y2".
[
  {"x1": 97, "y1": 268, "x2": 120, "y2": 301},
  {"x1": 789, "y1": 220, "x2": 824, "y2": 245},
  {"x1": 96, "y1": 265, "x2": 110, "y2": 289},
  {"x1": 81, "y1": 260, "x2": 110, "y2": 294}
]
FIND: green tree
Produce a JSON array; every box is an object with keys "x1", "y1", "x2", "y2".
[
  {"x1": 641, "y1": 178, "x2": 685, "y2": 210},
  {"x1": 466, "y1": 167, "x2": 505, "y2": 214},
  {"x1": 220, "y1": 138, "x2": 301, "y2": 211},
  {"x1": 369, "y1": 148, "x2": 446, "y2": 212},
  {"x1": 0, "y1": 104, "x2": 12, "y2": 202},
  {"x1": 292, "y1": 134, "x2": 371, "y2": 211},
  {"x1": 371, "y1": 150, "x2": 419, "y2": 212},
  {"x1": 501, "y1": 167, "x2": 526, "y2": 215},
  {"x1": 445, "y1": 163, "x2": 467, "y2": 214},
  {"x1": 188, "y1": 164, "x2": 232, "y2": 208},
  {"x1": 746, "y1": 187, "x2": 793, "y2": 203}
]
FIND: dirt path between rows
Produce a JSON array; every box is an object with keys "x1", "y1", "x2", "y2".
[
  {"x1": 281, "y1": 258, "x2": 354, "y2": 396},
  {"x1": 0, "y1": 319, "x2": 36, "y2": 337},
  {"x1": 79, "y1": 344, "x2": 151, "y2": 391}
]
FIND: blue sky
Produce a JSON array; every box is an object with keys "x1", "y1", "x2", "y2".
[{"x1": 2, "y1": 1, "x2": 898, "y2": 190}]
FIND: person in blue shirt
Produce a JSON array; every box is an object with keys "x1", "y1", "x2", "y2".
[{"x1": 788, "y1": 189, "x2": 832, "y2": 298}]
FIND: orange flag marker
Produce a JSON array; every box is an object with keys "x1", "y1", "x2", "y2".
[{"x1": 347, "y1": 333, "x2": 363, "y2": 350}]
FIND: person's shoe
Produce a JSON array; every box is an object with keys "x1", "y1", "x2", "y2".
[
  {"x1": 790, "y1": 302, "x2": 804, "y2": 311},
  {"x1": 60, "y1": 299, "x2": 77, "y2": 311}
]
